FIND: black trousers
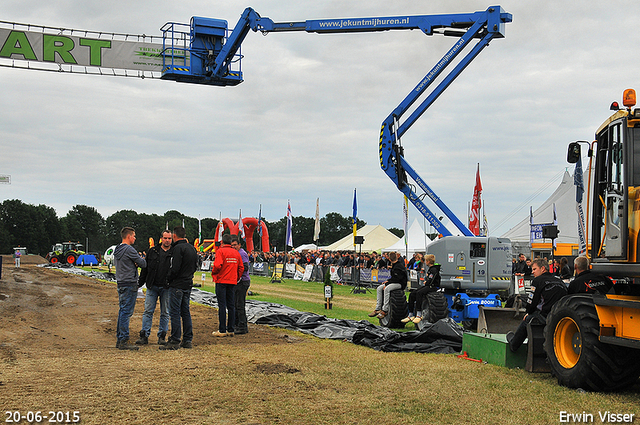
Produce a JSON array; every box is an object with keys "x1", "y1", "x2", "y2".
[
  {"x1": 234, "y1": 279, "x2": 251, "y2": 333},
  {"x1": 510, "y1": 311, "x2": 545, "y2": 351},
  {"x1": 407, "y1": 286, "x2": 436, "y2": 316}
]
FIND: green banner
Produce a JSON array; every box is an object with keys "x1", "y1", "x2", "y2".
[{"x1": 0, "y1": 28, "x2": 181, "y2": 72}]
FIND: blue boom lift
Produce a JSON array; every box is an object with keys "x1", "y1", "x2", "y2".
[
  {"x1": 160, "y1": 7, "x2": 514, "y2": 327},
  {"x1": 161, "y1": 7, "x2": 511, "y2": 238}
]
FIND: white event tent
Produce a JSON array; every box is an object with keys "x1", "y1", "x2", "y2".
[
  {"x1": 501, "y1": 170, "x2": 584, "y2": 246},
  {"x1": 382, "y1": 218, "x2": 432, "y2": 255},
  {"x1": 293, "y1": 243, "x2": 318, "y2": 251},
  {"x1": 322, "y1": 224, "x2": 399, "y2": 252}
]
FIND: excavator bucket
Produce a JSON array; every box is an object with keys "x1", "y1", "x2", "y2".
[{"x1": 477, "y1": 306, "x2": 526, "y2": 335}]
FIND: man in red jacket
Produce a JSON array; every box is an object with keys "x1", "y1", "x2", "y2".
[{"x1": 211, "y1": 234, "x2": 244, "y2": 337}]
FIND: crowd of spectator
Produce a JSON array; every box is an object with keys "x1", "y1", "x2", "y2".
[
  {"x1": 192, "y1": 249, "x2": 432, "y2": 273},
  {"x1": 247, "y1": 250, "x2": 429, "y2": 271},
  {"x1": 512, "y1": 253, "x2": 573, "y2": 281}
]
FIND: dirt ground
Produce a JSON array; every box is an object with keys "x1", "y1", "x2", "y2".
[
  {"x1": 0, "y1": 257, "x2": 305, "y2": 423},
  {"x1": 0, "y1": 256, "x2": 287, "y2": 354}
]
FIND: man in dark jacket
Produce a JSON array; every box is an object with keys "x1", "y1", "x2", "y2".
[
  {"x1": 231, "y1": 235, "x2": 251, "y2": 335},
  {"x1": 507, "y1": 258, "x2": 567, "y2": 352},
  {"x1": 402, "y1": 254, "x2": 441, "y2": 324},
  {"x1": 114, "y1": 227, "x2": 147, "y2": 351},
  {"x1": 513, "y1": 253, "x2": 528, "y2": 275},
  {"x1": 568, "y1": 256, "x2": 613, "y2": 295},
  {"x1": 135, "y1": 230, "x2": 173, "y2": 346},
  {"x1": 161, "y1": 226, "x2": 198, "y2": 350},
  {"x1": 368, "y1": 252, "x2": 407, "y2": 319}
]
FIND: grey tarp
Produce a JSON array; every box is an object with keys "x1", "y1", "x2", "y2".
[{"x1": 42, "y1": 265, "x2": 462, "y2": 354}]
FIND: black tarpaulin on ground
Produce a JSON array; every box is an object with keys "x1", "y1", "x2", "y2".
[{"x1": 190, "y1": 288, "x2": 462, "y2": 354}]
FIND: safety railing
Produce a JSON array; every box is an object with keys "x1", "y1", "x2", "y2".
[{"x1": 245, "y1": 262, "x2": 417, "y2": 286}]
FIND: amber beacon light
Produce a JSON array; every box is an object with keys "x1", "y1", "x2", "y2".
[{"x1": 623, "y1": 88, "x2": 636, "y2": 108}]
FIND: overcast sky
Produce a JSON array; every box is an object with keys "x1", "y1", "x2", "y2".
[{"x1": 2, "y1": 0, "x2": 639, "y2": 238}]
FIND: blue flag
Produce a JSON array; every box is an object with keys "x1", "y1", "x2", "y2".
[
  {"x1": 574, "y1": 155, "x2": 587, "y2": 255},
  {"x1": 352, "y1": 188, "x2": 357, "y2": 226},
  {"x1": 352, "y1": 189, "x2": 357, "y2": 246},
  {"x1": 574, "y1": 155, "x2": 584, "y2": 203}
]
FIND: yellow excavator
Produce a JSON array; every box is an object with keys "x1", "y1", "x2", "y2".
[{"x1": 544, "y1": 89, "x2": 640, "y2": 391}]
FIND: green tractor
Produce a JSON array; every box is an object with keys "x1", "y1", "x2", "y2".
[{"x1": 46, "y1": 242, "x2": 85, "y2": 265}]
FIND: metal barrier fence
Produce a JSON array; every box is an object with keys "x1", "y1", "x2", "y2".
[
  {"x1": 246, "y1": 262, "x2": 402, "y2": 286},
  {"x1": 205, "y1": 261, "x2": 531, "y2": 295}
]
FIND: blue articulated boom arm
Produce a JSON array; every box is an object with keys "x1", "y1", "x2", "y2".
[
  {"x1": 378, "y1": 6, "x2": 511, "y2": 236},
  {"x1": 191, "y1": 6, "x2": 512, "y2": 236},
  {"x1": 211, "y1": 7, "x2": 473, "y2": 79}
]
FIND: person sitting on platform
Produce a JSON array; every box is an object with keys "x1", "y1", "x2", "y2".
[
  {"x1": 368, "y1": 252, "x2": 407, "y2": 319},
  {"x1": 401, "y1": 254, "x2": 440, "y2": 324},
  {"x1": 568, "y1": 256, "x2": 613, "y2": 295},
  {"x1": 506, "y1": 258, "x2": 567, "y2": 352}
]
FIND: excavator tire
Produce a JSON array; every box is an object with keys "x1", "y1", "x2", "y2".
[
  {"x1": 544, "y1": 295, "x2": 640, "y2": 391},
  {"x1": 417, "y1": 292, "x2": 449, "y2": 331},
  {"x1": 378, "y1": 289, "x2": 407, "y2": 329}
]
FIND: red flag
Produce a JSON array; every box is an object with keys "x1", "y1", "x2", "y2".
[{"x1": 469, "y1": 164, "x2": 482, "y2": 236}]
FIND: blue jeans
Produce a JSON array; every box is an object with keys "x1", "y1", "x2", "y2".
[
  {"x1": 168, "y1": 287, "x2": 193, "y2": 343},
  {"x1": 216, "y1": 283, "x2": 236, "y2": 333},
  {"x1": 141, "y1": 286, "x2": 170, "y2": 337},
  {"x1": 117, "y1": 286, "x2": 138, "y2": 342}
]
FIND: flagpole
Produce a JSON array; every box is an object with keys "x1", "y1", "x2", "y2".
[
  {"x1": 216, "y1": 212, "x2": 223, "y2": 251},
  {"x1": 285, "y1": 202, "x2": 288, "y2": 281},
  {"x1": 529, "y1": 206, "x2": 534, "y2": 247},
  {"x1": 314, "y1": 197, "x2": 320, "y2": 246},
  {"x1": 403, "y1": 195, "x2": 409, "y2": 260},
  {"x1": 482, "y1": 202, "x2": 484, "y2": 236},
  {"x1": 257, "y1": 204, "x2": 263, "y2": 252},
  {"x1": 470, "y1": 163, "x2": 482, "y2": 236},
  {"x1": 285, "y1": 200, "x2": 293, "y2": 255},
  {"x1": 352, "y1": 189, "x2": 357, "y2": 251},
  {"x1": 424, "y1": 216, "x2": 428, "y2": 249}
]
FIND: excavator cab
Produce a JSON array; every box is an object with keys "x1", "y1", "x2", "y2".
[{"x1": 577, "y1": 88, "x2": 640, "y2": 276}]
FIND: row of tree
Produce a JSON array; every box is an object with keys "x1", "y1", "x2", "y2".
[{"x1": 0, "y1": 199, "x2": 403, "y2": 256}]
